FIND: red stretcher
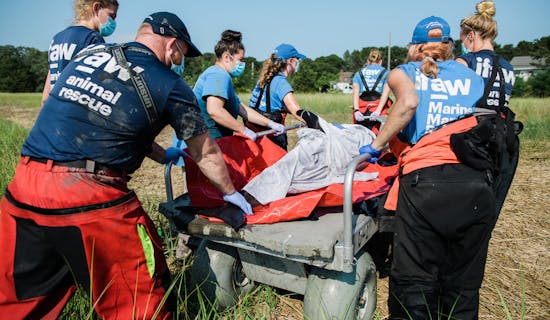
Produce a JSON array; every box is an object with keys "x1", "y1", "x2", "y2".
[
  {"x1": 181, "y1": 135, "x2": 397, "y2": 224},
  {"x1": 159, "y1": 132, "x2": 397, "y2": 319}
]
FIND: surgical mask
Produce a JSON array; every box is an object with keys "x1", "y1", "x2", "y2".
[
  {"x1": 461, "y1": 42, "x2": 470, "y2": 55},
  {"x1": 230, "y1": 61, "x2": 246, "y2": 77},
  {"x1": 170, "y1": 43, "x2": 185, "y2": 76},
  {"x1": 294, "y1": 59, "x2": 301, "y2": 73},
  {"x1": 99, "y1": 16, "x2": 116, "y2": 37}
]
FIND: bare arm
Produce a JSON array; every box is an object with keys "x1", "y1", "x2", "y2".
[
  {"x1": 147, "y1": 142, "x2": 165, "y2": 163},
  {"x1": 373, "y1": 83, "x2": 391, "y2": 114},
  {"x1": 206, "y1": 96, "x2": 246, "y2": 134},
  {"x1": 185, "y1": 132, "x2": 236, "y2": 195},
  {"x1": 282, "y1": 92, "x2": 302, "y2": 119},
  {"x1": 41, "y1": 71, "x2": 51, "y2": 106},
  {"x1": 352, "y1": 82, "x2": 360, "y2": 111},
  {"x1": 371, "y1": 69, "x2": 419, "y2": 150}
]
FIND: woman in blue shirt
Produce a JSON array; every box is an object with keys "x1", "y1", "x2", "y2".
[
  {"x1": 248, "y1": 43, "x2": 319, "y2": 150},
  {"x1": 194, "y1": 30, "x2": 285, "y2": 140},
  {"x1": 457, "y1": 0, "x2": 520, "y2": 218},
  {"x1": 41, "y1": 0, "x2": 119, "y2": 105},
  {"x1": 351, "y1": 49, "x2": 392, "y2": 131}
]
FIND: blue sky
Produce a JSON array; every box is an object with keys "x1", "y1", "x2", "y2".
[{"x1": 1, "y1": 0, "x2": 548, "y2": 59}]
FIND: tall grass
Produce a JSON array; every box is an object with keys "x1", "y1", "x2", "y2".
[
  {"x1": 1, "y1": 94, "x2": 548, "y2": 319},
  {"x1": 0, "y1": 119, "x2": 27, "y2": 191},
  {"x1": 0, "y1": 92, "x2": 42, "y2": 108},
  {"x1": 509, "y1": 97, "x2": 550, "y2": 140}
]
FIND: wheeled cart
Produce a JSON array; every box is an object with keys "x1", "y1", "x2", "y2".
[{"x1": 161, "y1": 154, "x2": 390, "y2": 319}]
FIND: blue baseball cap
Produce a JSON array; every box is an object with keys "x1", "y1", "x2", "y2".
[
  {"x1": 410, "y1": 16, "x2": 453, "y2": 45},
  {"x1": 144, "y1": 12, "x2": 202, "y2": 57},
  {"x1": 273, "y1": 43, "x2": 306, "y2": 61}
]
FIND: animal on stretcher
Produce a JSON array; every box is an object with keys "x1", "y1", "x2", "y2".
[{"x1": 179, "y1": 117, "x2": 398, "y2": 226}]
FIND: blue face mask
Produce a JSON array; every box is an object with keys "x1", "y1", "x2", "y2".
[
  {"x1": 230, "y1": 61, "x2": 246, "y2": 77},
  {"x1": 171, "y1": 43, "x2": 185, "y2": 77},
  {"x1": 461, "y1": 42, "x2": 470, "y2": 55},
  {"x1": 99, "y1": 16, "x2": 116, "y2": 37},
  {"x1": 171, "y1": 56, "x2": 185, "y2": 76}
]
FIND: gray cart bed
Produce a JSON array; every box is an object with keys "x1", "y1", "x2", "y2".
[{"x1": 162, "y1": 154, "x2": 389, "y2": 319}]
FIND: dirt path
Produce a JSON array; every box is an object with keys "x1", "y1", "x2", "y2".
[{"x1": 1, "y1": 105, "x2": 548, "y2": 319}]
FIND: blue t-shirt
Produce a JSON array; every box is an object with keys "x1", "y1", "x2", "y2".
[
  {"x1": 397, "y1": 60, "x2": 485, "y2": 144},
  {"x1": 22, "y1": 42, "x2": 206, "y2": 174},
  {"x1": 457, "y1": 50, "x2": 515, "y2": 108},
  {"x1": 352, "y1": 64, "x2": 388, "y2": 94},
  {"x1": 48, "y1": 26, "x2": 105, "y2": 89},
  {"x1": 248, "y1": 73, "x2": 293, "y2": 113},
  {"x1": 193, "y1": 65, "x2": 241, "y2": 139}
]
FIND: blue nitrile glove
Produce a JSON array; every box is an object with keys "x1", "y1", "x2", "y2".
[
  {"x1": 171, "y1": 133, "x2": 188, "y2": 166},
  {"x1": 267, "y1": 120, "x2": 286, "y2": 136},
  {"x1": 223, "y1": 192, "x2": 253, "y2": 215},
  {"x1": 242, "y1": 127, "x2": 258, "y2": 141},
  {"x1": 162, "y1": 147, "x2": 188, "y2": 164},
  {"x1": 359, "y1": 144, "x2": 382, "y2": 164}
]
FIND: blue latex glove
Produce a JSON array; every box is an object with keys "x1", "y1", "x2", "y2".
[
  {"x1": 242, "y1": 127, "x2": 258, "y2": 141},
  {"x1": 171, "y1": 133, "x2": 188, "y2": 167},
  {"x1": 162, "y1": 147, "x2": 188, "y2": 164},
  {"x1": 223, "y1": 192, "x2": 253, "y2": 215},
  {"x1": 267, "y1": 120, "x2": 286, "y2": 136},
  {"x1": 359, "y1": 144, "x2": 382, "y2": 164}
]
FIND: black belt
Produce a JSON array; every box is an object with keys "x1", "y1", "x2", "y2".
[{"x1": 28, "y1": 157, "x2": 125, "y2": 176}]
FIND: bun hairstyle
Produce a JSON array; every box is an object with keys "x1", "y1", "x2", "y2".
[
  {"x1": 214, "y1": 29, "x2": 245, "y2": 58},
  {"x1": 460, "y1": 0, "x2": 498, "y2": 41}
]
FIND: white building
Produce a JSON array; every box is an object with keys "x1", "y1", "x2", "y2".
[{"x1": 510, "y1": 56, "x2": 547, "y2": 81}]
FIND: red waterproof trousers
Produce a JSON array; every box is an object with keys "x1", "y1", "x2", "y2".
[{"x1": 0, "y1": 158, "x2": 173, "y2": 319}]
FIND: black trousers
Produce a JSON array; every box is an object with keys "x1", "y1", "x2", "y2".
[
  {"x1": 388, "y1": 164, "x2": 497, "y2": 320},
  {"x1": 495, "y1": 136, "x2": 520, "y2": 217}
]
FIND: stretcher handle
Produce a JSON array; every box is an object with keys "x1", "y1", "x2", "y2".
[
  {"x1": 255, "y1": 123, "x2": 305, "y2": 137},
  {"x1": 368, "y1": 115, "x2": 387, "y2": 123},
  {"x1": 342, "y1": 153, "x2": 372, "y2": 272}
]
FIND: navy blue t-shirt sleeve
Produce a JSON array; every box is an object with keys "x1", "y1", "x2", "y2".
[{"x1": 165, "y1": 79, "x2": 208, "y2": 141}]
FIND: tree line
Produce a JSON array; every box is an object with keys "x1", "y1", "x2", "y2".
[{"x1": 0, "y1": 36, "x2": 548, "y2": 96}]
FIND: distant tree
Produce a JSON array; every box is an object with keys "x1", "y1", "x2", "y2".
[
  {"x1": 0, "y1": 45, "x2": 35, "y2": 92},
  {"x1": 289, "y1": 59, "x2": 318, "y2": 92},
  {"x1": 21, "y1": 47, "x2": 48, "y2": 92},
  {"x1": 495, "y1": 43, "x2": 515, "y2": 61},
  {"x1": 512, "y1": 77, "x2": 530, "y2": 97},
  {"x1": 528, "y1": 68, "x2": 550, "y2": 97}
]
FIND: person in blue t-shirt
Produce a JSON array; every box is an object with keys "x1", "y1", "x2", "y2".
[
  {"x1": 351, "y1": 49, "x2": 392, "y2": 131},
  {"x1": 248, "y1": 43, "x2": 321, "y2": 150},
  {"x1": 359, "y1": 16, "x2": 494, "y2": 319},
  {"x1": 193, "y1": 30, "x2": 285, "y2": 141},
  {"x1": 456, "y1": 0, "x2": 520, "y2": 218},
  {"x1": 41, "y1": 0, "x2": 119, "y2": 105},
  {"x1": 0, "y1": 12, "x2": 251, "y2": 320}
]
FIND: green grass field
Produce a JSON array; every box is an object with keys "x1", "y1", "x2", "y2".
[{"x1": 0, "y1": 92, "x2": 548, "y2": 319}]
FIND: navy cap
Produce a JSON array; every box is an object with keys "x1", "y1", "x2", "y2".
[
  {"x1": 410, "y1": 16, "x2": 453, "y2": 45},
  {"x1": 273, "y1": 43, "x2": 306, "y2": 61},
  {"x1": 143, "y1": 12, "x2": 201, "y2": 57}
]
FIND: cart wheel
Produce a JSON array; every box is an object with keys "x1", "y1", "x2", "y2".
[
  {"x1": 190, "y1": 240, "x2": 256, "y2": 309},
  {"x1": 304, "y1": 249, "x2": 377, "y2": 320}
]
